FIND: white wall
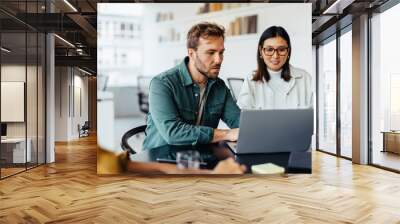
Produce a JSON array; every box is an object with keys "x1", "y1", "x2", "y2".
[
  {"x1": 1, "y1": 65, "x2": 26, "y2": 142},
  {"x1": 55, "y1": 66, "x2": 68, "y2": 141},
  {"x1": 55, "y1": 67, "x2": 89, "y2": 141},
  {"x1": 1, "y1": 65, "x2": 35, "y2": 137},
  {"x1": 1, "y1": 82, "x2": 25, "y2": 122},
  {"x1": 73, "y1": 74, "x2": 89, "y2": 137},
  {"x1": 1, "y1": 63, "x2": 46, "y2": 163},
  {"x1": 141, "y1": 3, "x2": 312, "y2": 79}
]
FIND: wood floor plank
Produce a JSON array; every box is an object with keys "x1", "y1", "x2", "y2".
[{"x1": 0, "y1": 135, "x2": 400, "y2": 223}]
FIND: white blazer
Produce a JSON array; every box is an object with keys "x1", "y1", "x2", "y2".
[{"x1": 237, "y1": 65, "x2": 313, "y2": 110}]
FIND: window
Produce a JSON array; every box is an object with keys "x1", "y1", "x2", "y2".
[
  {"x1": 0, "y1": 2, "x2": 46, "y2": 179},
  {"x1": 318, "y1": 37, "x2": 337, "y2": 154},
  {"x1": 121, "y1": 53, "x2": 127, "y2": 64},
  {"x1": 371, "y1": 3, "x2": 400, "y2": 171},
  {"x1": 339, "y1": 29, "x2": 352, "y2": 158},
  {"x1": 98, "y1": 5, "x2": 144, "y2": 87}
]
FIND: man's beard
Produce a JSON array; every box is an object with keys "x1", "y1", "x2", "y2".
[{"x1": 194, "y1": 54, "x2": 220, "y2": 80}]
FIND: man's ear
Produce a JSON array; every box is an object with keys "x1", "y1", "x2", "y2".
[{"x1": 188, "y1": 48, "x2": 195, "y2": 59}]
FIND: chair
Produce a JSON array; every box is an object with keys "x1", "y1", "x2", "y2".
[
  {"x1": 227, "y1": 78, "x2": 244, "y2": 102},
  {"x1": 120, "y1": 125, "x2": 147, "y2": 155},
  {"x1": 78, "y1": 121, "x2": 90, "y2": 138},
  {"x1": 137, "y1": 76, "x2": 152, "y2": 114},
  {"x1": 138, "y1": 92, "x2": 149, "y2": 114}
]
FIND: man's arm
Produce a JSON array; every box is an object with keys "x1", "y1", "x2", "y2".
[
  {"x1": 149, "y1": 78, "x2": 214, "y2": 145},
  {"x1": 211, "y1": 128, "x2": 239, "y2": 143},
  {"x1": 210, "y1": 82, "x2": 240, "y2": 142}
]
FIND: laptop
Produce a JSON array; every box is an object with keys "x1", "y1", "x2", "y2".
[{"x1": 227, "y1": 108, "x2": 313, "y2": 154}]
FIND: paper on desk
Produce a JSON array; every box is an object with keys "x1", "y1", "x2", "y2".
[{"x1": 251, "y1": 163, "x2": 285, "y2": 174}]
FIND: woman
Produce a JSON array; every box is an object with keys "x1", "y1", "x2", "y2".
[{"x1": 237, "y1": 26, "x2": 312, "y2": 110}]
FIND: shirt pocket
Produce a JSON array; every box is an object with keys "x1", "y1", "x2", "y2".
[{"x1": 179, "y1": 107, "x2": 196, "y2": 124}]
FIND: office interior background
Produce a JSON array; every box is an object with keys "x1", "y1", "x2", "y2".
[
  {"x1": 0, "y1": 0, "x2": 399, "y2": 222},
  {"x1": 96, "y1": 3, "x2": 313, "y2": 155},
  {"x1": 0, "y1": 0, "x2": 398, "y2": 177},
  {"x1": 0, "y1": 0, "x2": 97, "y2": 179}
]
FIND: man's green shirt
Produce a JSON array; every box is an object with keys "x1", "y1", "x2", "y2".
[{"x1": 142, "y1": 57, "x2": 240, "y2": 150}]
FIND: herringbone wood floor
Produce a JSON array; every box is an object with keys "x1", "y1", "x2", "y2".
[{"x1": 1, "y1": 135, "x2": 400, "y2": 223}]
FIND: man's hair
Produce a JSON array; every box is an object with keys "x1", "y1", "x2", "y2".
[{"x1": 186, "y1": 22, "x2": 225, "y2": 50}]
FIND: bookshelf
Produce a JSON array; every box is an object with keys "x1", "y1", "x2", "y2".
[{"x1": 155, "y1": 4, "x2": 262, "y2": 44}]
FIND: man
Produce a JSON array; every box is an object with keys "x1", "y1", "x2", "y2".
[{"x1": 143, "y1": 22, "x2": 240, "y2": 150}]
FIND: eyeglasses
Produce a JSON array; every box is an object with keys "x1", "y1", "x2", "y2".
[{"x1": 262, "y1": 47, "x2": 289, "y2": 56}]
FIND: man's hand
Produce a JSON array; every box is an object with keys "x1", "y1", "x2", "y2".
[
  {"x1": 212, "y1": 158, "x2": 247, "y2": 174},
  {"x1": 211, "y1": 128, "x2": 239, "y2": 143}
]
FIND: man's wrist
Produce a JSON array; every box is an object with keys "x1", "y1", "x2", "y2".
[{"x1": 211, "y1": 129, "x2": 229, "y2": 142}]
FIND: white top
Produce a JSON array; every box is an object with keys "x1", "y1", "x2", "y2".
[{"x1": 237, "y1": 65, "x2": 313, "y2": 110}]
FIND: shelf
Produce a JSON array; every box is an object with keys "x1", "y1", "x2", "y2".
[
  {"x1": 155, "y1": 3, "x2": 265, "y2": 25},
  {"x1": 156, "y1": 5, "x2": 259, "y2": 45},
  {"x1": 226, "y1": 33, "x2": 258, "y2": 41}
]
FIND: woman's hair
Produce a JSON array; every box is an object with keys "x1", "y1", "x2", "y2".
[{"x1": 253, "y1": 26, "x2": 292, "y2": 82}]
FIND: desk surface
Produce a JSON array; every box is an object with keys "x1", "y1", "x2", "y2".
[{"x1": 130, "y1": 142, "x2": 311, "y2": 174}]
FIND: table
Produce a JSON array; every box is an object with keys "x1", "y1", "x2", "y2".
[{"x1": 129, "y1": 142, "x2": 311, "y2": 174}]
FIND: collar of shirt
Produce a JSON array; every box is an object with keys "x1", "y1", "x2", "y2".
[
  {"x1": 178, "y1": 56, "x2": 216, "y2": 87},
  {"x1": 267, "y1": 68, "x2": 283, "y2": 81},
  {"x1": 266, "y1": 65, "x2": 304, "y2": 79}
]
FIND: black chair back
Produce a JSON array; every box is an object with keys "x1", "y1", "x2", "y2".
[
  {"x1": 121, "y1": 125, "x2": 147, "y2": 155},
  {"x1": 82, "y1": 121, "x2": 90, "y2": 130},
  {"x1": 137, "y1": 76, "x2": 152, "y2": 114}
]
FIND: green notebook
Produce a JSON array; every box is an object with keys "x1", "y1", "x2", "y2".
[{"x1": 251, "y1": 163, "x2": 285, "y2": 174}]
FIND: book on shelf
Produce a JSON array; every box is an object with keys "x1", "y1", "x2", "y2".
[
  {"x1": 198, "y1": 2, "x2": 249, "y2": 14},
  {"x1": 155, "y1": 11, "x2": 174, "y2": 22},
  {"x1": 209, "y1": 3, "x2": 223, "y2": 12},
  {"x1": 226, "y1": 14, "x2": 258, "y2": 37},
  {"x1": 233, "y1": 18, "x2": 240, "y2": 36},
  {"x1": 241, "y1": 16, "x2": 248, "y2": 35},
  {"x1": 248, "y1": 15, "x2": 257, "y2": 34},
  {"x1": 202, "y1": 3, "x2": 210, "y2": 14},
  {"x1": 216, "y1": 3, "x2": 223, "y2": 11}
]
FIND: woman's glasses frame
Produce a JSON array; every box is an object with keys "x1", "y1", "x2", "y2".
[{"x1": 262, "y1": 47, "x2": 289, "y2": 56}]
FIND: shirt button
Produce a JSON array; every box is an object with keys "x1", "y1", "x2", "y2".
[{"x1": 195, "y1": 94, "x2": 198, "y2": 97}]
